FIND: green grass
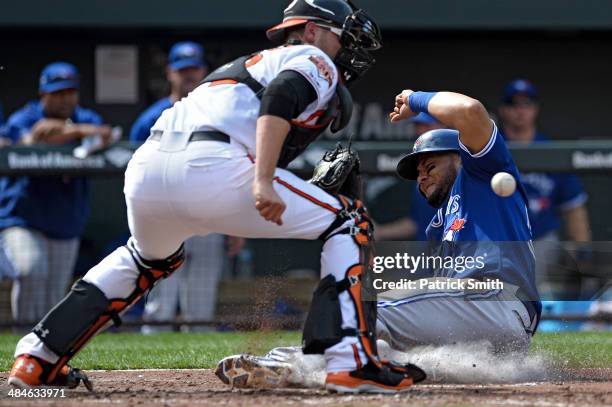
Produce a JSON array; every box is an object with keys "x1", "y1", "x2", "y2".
[
  {"x1": 530, "y1": 331, "x2": 612, "y2": 369},
  {"x1": 0, "y1": 331, "x2": 610, "y2": 371},
  {"x1": 0, "y1": 331, "x2": 301, "y2": 371}
]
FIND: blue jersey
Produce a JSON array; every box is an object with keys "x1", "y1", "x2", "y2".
[
  {"x1": 0, "y1": 101, "x2": 102, "y2": 239},
  {"x1": 425, "y1": 122, "x2": 539, "y2": 306},
  {"x1": 501, "y1": 132, "x2": 587, "y2": 239},
  {"x1": 129, "y1": 97, "x2": 173, "y2": 143},
  {"x1": 408, "y1": 186, "x2": 438, "y2": 240}
]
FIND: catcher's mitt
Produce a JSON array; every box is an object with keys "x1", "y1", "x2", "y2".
[{"x1": 309, "y1": 142, "x2": 362, "y2": 199}]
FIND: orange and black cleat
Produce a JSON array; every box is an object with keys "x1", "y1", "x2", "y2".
[
  {"x1": 8, "y1": 354, "x2": 93, "y2": 391},
  {"x1": 326, "y1": 361, "x2": 421, "y2": 394}
]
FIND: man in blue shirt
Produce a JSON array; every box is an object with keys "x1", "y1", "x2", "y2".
[
  {"x1": 211, "y1": 90, "x2": 541, "y2": 388},
  {"x1": 0, "y1": 101, "x2": 16, "y2": 280},
  {"x1": 1, "y1": 62, "x2": 113, "y2": 324},
  {"x1": 380, "y1": 88, "x2": 540, "y2": 349},
  {"x1": 498, "y1": 79, "x2": 590, "y2": 243},
  {"x1": 129, "y1": 42, "x2": 208, "y2": 143},
  {"x1": 498, "y1": 80, "x2": 591, "y2": 305},
  {"x1": 499, "y1": 79, "x2": 592, "y2": 330},
  {"x1": 130, "y1": 42, "x2": 244, "y2": 330}
]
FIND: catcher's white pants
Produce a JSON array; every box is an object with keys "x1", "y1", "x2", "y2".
[{"x1": 16, "y1": 136, "x2": 367, "y2": 373}]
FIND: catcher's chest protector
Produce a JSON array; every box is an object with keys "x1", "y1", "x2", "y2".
[
  {"x1": 202, "y1": 51, "x2": 352, "y2": 168},
  {"x1": 278, "y1": 107, "x2": 337, "y2": 168}
]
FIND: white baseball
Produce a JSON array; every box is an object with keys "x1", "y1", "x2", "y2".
[{"x1": 491, "y1": 172, "x2": 516, "y2": 197}]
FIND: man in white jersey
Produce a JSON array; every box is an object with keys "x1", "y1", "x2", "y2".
[{"x1": 9, "y1": 0, "x2": 424, "y2": 394}]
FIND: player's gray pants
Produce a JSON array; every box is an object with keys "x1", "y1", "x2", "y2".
[
  {"x1": 1, "y1": 227, "x2": 79, "y2": 324},
  {"x1": 142, "y1": 234, "x2": 225, "y2": 332},
  {"x1": 376, "y1": 282, "x2": 534, "y2": 353}
]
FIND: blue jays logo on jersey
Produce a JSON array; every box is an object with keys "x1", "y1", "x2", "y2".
[
  {"x1": 430, "y1": 208, "x2": 444, "y2": 228},
  {"x1": 446, "y1": 194, "x2": 460, "y2": 215},
  {"x1": 442, "y1": 195, "x2": 464, "y2": 241},
  {"x1": 443, "y1": 217, "x2": 466, "y2": 241}
]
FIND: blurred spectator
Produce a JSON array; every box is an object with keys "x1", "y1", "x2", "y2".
[
  {"x1": 375, "y1": 113, "x2": 442, "y2": 240},
  {"x1": 130, "y1": 41, "x2": 209, "y2": 142},
  {"x1": 499, "y1": 79, "x2": 591, "y2": 241},
  {"x1": 0, "y1": 62, "x2": 114, "y2": 323},
  {"x1": 129, "y1": 42, "x2": 244, "y2": 331},
  {"x1": 499, "y1": 79, "x2": 592, "y2": 297}
]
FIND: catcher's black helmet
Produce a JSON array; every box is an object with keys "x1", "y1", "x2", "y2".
[
  {"x1": 266, "y1": 0, "x2": 382, "y2": 84},
  {"x1": 396, "y1": 129, "x2": 461, "y2": 180}
]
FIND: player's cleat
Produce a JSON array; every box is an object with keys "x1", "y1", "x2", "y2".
[
  {"x1": 263, "y1": 346, "x2": 302, "y2": 363},
  {"x1": 215, "y1": 354, "x2": 293, "y2": 389},
  {"x1": 325, "y1": 361, "x2": 415, "y2": 394},
  {"x1": 8, "y1": 354, "x2": 93, "y2": 391},
  {"x1": 52, "y1": 366, "x2": 93, "y2": 391},
  {"x1": 8, "y1": 354, "x2": 45, "y2": 388},
  {"x1": 384, "y1": 360, "x2": 427, "y2": 384}
]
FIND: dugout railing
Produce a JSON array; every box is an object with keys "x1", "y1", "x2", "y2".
[{"x1": 0, "y1": 140, "x2": 612, "y2": 176}]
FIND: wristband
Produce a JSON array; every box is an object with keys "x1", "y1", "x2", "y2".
[{"x1": 408, "y1": 91, "x2": 437, "y2": 114}]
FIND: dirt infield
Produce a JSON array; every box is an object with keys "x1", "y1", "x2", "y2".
[{"x1": 1, "y1": 368, "x2": 611, "y2": 406}]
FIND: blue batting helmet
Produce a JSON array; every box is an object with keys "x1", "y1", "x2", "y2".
[{"x1": 396, "y1": 129, "x2": 460, "y2": 180}]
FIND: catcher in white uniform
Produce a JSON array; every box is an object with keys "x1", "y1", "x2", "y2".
[{"x1": 9, "y1": 0, "x2": 425, "y2": 394}]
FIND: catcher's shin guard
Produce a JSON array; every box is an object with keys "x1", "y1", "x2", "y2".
[
  {"x1": 30, "y1": 241, "x2": 184, "y2": 383},
  {"x1": 302, "y1": 264, "x2": 379, "y2": 366},
  {"x1": 303, "y1": 195, "x2": 381, "y2": 367},
  {"x1": 305, "y1": 195, "x2": 426, "y2": 385}
]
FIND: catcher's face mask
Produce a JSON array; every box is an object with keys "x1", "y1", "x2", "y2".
[{"x1": 334, "y1": 9, "x2": 382, "y2": 84}]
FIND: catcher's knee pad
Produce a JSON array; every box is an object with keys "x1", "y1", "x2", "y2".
[{"x1": 32, "y1": 242, "x2": 184, "y2": 382}]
